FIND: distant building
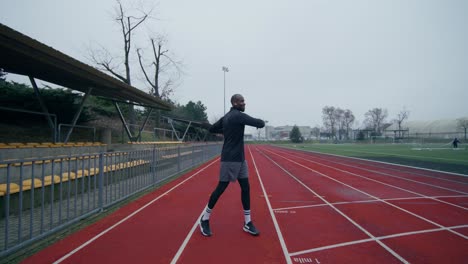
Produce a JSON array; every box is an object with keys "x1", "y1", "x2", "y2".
[
  {"x1": 244, "y1": 133, "x2": 253, "y2": 141},
  {"x1": 267, "y1": 125, "x2": 312, "y2": 140}
]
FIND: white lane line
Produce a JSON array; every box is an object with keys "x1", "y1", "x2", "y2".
[
  {"x1": 170, "y1": 210, "x2": 205, "y2": 264},
  {"x1": 278, "y1": 147, "x2": 468, "y2": 195},
  {"x1": 327, "y1": 154, "x2": 468, "y2": 185},
  {"x1": 279, "y1": 145, "x2": 468, "y2": 179},
  {"x1": 258, "y1": 149, "x2": 408, "y2": 264},
  {"x1": 273, "y1": 148, "x2": 468, "y2": 211},
  {"x1": 54, "y1": 158, "x2": 219, "y2": 264},
  {"x1": 273, "y1": 195, "x2": 468, "y2": 212},
  {"x1": 249, "y1": 146, "x2": 292, "y2": 264},
  {"x1": 262, "y1": 148, "x2": 468, "y2": 240},
  {"x1": 290, "y1": 224, "x2": 468, "y2": 257},
  {"x1": 273, "y1": 199, "x2": 378, "y2": 211}
]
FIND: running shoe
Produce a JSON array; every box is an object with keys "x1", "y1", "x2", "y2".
[
  {"x1": 243, "y1": 221, "x2": 260, "y2": 236},
  {"x1": 200, "y1": 217, "x2": 212, "y2": 237}
]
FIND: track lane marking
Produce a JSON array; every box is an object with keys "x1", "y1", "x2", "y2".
[
  {"x1": 277, "y1": 147, "x2": 468, "y2": 195},
  {"x1": 257, "y1": 148, "x2": 409, "y2": 263},
  {"x1": 279, "y1": 145, "x2": 468, "y2": 180},
  {"x1": 289, "y1": 224, "x2": 468, "y2": 256},
  {"x1": 273, "y1": 195, "x2": 468, "y2": 211},
  {"x1": 262, "y1": 147, "x2": 468, "y2": 240},
  {"x1": 171, "y1": 146, "x2": 294, "y2": 264},
  {"x1": 54, "y1": 158, "x2": 220, "y2": 264},
  {"x1": 299, "y1": 146, "x2": 468, "y2": 163},
  {"x1": 273, "y1": 147, "x2": 468, "y2": 211},
  {"x1": 249, "y1": 146, "x2": 292, "y2": 264},
  {"x1": 170, "y1": 210, "x2": 205, "y2": 264}
]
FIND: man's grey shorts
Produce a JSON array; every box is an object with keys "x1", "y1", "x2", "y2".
[{"x1": 219, "y1": 161, "x2": 248, "y2": 182}]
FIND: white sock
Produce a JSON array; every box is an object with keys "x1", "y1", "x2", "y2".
[
  {"x1": 244, "y1": 210, "x2": 251, "y2": 224},
  {"x1": 202, "y1": 206, "x2": 212, "y2": 221}
]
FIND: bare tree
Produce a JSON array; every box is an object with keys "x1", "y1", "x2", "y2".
[
  {"x1": 89, "y1": 0, "x2": 151, "y2": 133},
  {"x1": 334, "y1": 108, "x2": 345, "y2": 140},
  {"x1": 136, "y1": 36, "x2": 182, "y2": 100},
  {"x1": 364, "y1": 108, "x2": 388, "y2": 135},
  {"x1": 343, "y1": 109, "x2": 355, "y2": 140},
  {"x1": 393, "y1": 108, "x2": 410, "y2": 138},
  {"x1": 311, "y1": 126, "x2": 321, "y2": 140},
  {"x1": 91, "y1": 1, "x2": 150, "y2": 84},
  {"x1": 322, "y1": 106, "x2": 337, "y2": 139},
  {"x1": 457, "y1": 117, "x2": 468, "y2": 141}
]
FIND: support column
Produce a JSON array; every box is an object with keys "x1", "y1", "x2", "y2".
[
  {"x1": 29, "y1": 76, "x2": 56, "y2": 142},
  {"x1": 114, "y1": 101, "x2": 134, "y2": 142},
  {"x1": 64, "y1": 87, "x2": 93, "y2": 143}
]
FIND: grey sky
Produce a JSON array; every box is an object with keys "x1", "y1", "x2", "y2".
[{"x1": 2, "y1": 0, "x2": 468, "y2": 130}]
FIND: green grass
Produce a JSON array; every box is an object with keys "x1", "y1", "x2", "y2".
[{"x1": 278, "y1": 143, "x2": 468, "y2": 175}]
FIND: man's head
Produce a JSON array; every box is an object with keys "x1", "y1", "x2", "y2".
[{"x1": 231, "y1": 94, "x2": 245, "y2": 112}]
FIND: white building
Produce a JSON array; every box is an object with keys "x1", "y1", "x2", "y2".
[{"x1": 267, "y1": 125, "x2": 312, "y2": 140}]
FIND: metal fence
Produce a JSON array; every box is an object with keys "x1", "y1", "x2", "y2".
[{"x1": 0, "y1": 143, "x2": 222, "y2": 257}]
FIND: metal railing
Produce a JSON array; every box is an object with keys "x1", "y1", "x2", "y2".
[{"x1": 0, "y1": 143, "x2": 222, "y2": 257}]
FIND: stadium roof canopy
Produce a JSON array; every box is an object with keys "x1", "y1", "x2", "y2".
[{"x1": 0, "y1": 23, "x2": 172, "y2": 111}]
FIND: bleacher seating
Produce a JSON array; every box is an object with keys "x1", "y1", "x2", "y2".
[
  {"x1": 0, "y1": 140, "x2": 177, "y2": 197},
  {"x1": 0, "y1": 159, "x2": 151, "y2": 196},
  {"x1": 43, "y1": 175, "x2": 61, "y2": 185},
  {"x1": 0, "y1": 183, "x2": 20, "y2": 195},
  {"x1": 21, "y1": 178, "x2": 43, "y2": 190}
]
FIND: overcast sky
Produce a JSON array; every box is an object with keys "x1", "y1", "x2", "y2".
[{"x1": 2, "y1": 0, "x2": 468, "y2": 130}]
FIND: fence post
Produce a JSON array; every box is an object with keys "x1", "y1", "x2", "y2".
[
  {"x1": 98, "y1": 152, "x2": 104, "y2": 210},
  {"x1": 177, "y1": 145, "x2": 181, "y2": 172},
  {"x1": 202, "y1": 144, "x2": 205, "y2": 162},
  {"x1": 192, "y1": 145, "x2": 195, "y2": 167},
  {"x1": 152, "y1": 146, "x2": 157, "y2": 184}
]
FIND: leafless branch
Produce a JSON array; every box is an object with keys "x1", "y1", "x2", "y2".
[
  {"x1": 136, "y1": 48, "x2": 155, "y2": 88},
  {"x1": 88, "y1": 45, "x2": 128, "y2": 82}
]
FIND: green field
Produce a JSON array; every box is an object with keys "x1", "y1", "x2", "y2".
[{"x1": 278, "y1": 143, "x2": 468, "y2": 175}]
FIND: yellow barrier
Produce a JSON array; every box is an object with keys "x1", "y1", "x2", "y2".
[
  {"x1": 0, "y1": 183, "x2": 20, "y2": 194},
  {"x1": 0, "y1": 160, "x2": 150, "y2": 196},
  {"x1": 21, "y1": 179, "x2": 43, "y2": 191}
]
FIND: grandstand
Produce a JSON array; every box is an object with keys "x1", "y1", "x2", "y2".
[{"x1": 0, "y1": 23, "x2": 221, "y2": 258}]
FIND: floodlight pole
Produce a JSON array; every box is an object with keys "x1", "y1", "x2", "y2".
[{"x1": 222, "y1": 66, "x2": 229, "y2": 115}]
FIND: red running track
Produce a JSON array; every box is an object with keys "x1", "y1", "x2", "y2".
[{"x1": 23, "y1": 145, "x2": 468, "y2": 264}]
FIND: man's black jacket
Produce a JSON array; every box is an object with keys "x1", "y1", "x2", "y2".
[{"x1": 209, "y1": 108, "x2": 265, "y2": 162}]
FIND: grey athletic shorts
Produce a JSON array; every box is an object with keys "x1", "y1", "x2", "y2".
[{"x1": 219, "y1": 161, "x2": 248, "y2": 182}]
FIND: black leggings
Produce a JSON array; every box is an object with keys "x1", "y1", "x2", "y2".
[{"x1": 207, "y1": 178, "x2": 250, "y2": 210}]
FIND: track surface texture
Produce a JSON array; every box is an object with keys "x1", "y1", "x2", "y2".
[{"x1": 23, "y1": 145, "x2": 468, "y2": 264}]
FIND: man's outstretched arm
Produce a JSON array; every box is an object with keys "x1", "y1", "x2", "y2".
[{"x1": 240, "y1": 113, "x2": 265, "y2": 128}]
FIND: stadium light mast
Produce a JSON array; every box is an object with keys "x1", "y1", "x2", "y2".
[{"x1": 222, "y1": 66, "x2": 229, "y2": 115}]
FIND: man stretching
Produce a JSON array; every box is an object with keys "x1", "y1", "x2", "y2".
[{"x1": 200, "y1": 94, "x2": 265, "y2": 237}]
